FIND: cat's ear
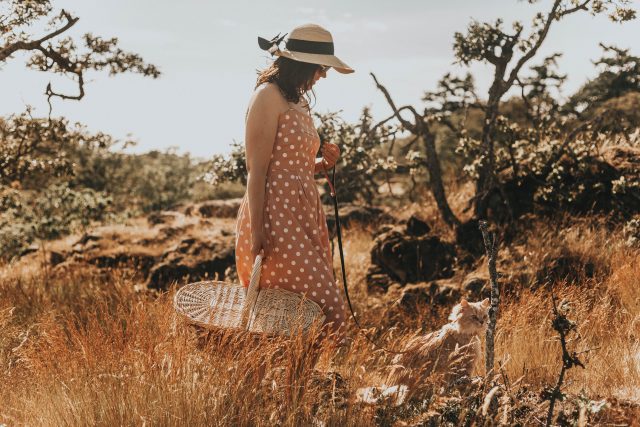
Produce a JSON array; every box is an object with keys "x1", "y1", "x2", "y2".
[
  {"x1": 481, "y1": 298, "x2": 490, "y2": 307},
  {"x1": 460, "y1": 298, "x2": 469, "y2": 307}
]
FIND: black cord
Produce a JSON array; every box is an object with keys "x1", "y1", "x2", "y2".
[{"x1": 328, "y1": 164, "x2": 408, "y2": 355}]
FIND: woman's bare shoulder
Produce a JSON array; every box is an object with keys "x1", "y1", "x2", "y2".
[{"x1": 248, "y1": 82, "x2": 285, "y2": 115}]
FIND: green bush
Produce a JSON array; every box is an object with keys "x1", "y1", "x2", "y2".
[{"x1": 0, "y1": 184, "x2": 112, "y2": 261}]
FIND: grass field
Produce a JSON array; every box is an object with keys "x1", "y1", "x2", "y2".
[{"x1": 1, "y1": 206, "x2": 639, "y2": 425}]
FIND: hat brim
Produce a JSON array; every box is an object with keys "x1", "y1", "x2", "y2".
[{"x1": 275, "y1": 49, "x2": 354, "y2": 74}]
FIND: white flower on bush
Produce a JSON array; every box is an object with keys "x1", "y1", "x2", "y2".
[{"x1": 623, "y1": 218, "x2": 640, "y2": 248}]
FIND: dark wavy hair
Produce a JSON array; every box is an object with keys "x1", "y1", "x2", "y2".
[{"x1": 254, "y1": 56, "x2": 322, "y2": 112}]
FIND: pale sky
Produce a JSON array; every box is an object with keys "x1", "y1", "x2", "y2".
[{"x1": 1, "y1": 0, "x2": 638, "y2": 160}]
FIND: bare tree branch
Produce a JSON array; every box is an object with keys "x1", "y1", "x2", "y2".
[
  {"x1": 371, "y1": 72, "x2": 461, "y2": 228},
  {"x1": 505, "y1": 0, "x2": 562, "y2": 89},
  {"x1": 0, "y1": 9, "x2": 78, "y2": 62}
]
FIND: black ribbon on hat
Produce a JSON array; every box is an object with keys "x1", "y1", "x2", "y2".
[
  {"x1": 258, "y1": 32, "x2": 335, "y2": 55},
  {"x1": 286, "y1": 38, "x2": 334, "y2": 55}
]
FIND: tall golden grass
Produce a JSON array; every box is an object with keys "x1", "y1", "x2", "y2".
[{"x1": 1, "y1": 214, "x2": 639, "y2": 425}]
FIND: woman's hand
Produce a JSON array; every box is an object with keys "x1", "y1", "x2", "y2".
[
  {"x1": 320, "y1": 142, "x2": 340, "y2": 169},
  {"x1": 251, "y1": 227, "x2": 269, "y2": 260}
]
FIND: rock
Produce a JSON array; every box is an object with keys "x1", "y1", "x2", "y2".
[
  {"x1": 197, "y1": 199, "x2": 242, "y2": 219},
  {"x1": 365, "y1": 265, "x2": 394, "y2": 293},
  {"x1": 534, "y1": 253, "x2": 597, "y2": 286},
  {"x1": 175, "y1": 237, "x2": 197, "y2": 254},
  {"x1": 20, "y1": 243, "x2": 40, "y2": 257},
  {"x1": 74, "y1": 233, "x2": 102, "y2": 246},
  {"x1": 324, "y1": 204, "x2": 397, "y2": 232},
  {"x1": 49, "y1": 250, "x2": 66, "y2": 266},
  {"x1": 406, "y1": 214, "x2": 431, "y2": 237},
  {"x1": 396, "y1": 280, "x2": 461, "y2": 313},
  {"x1": 370, "y1": 226, "x2": 456, "y2": 285},
  {"x1": 356, "y1": 384, "x2": 408, "y2": 406},
  {"x1": 158, "y1": 224, "x2": 196, "y2": 240},
  {"x1": 455, "y1": 219, "x2": 485, "y2": 256},
  {"x1": 87, "y1": 252, "x2": 157, "y2": 277},
  {"x1": 372, "y1": 224, "x2": 395, "y2": 239},
  {"x1": 462, "y1": 274, "x2": 489, "y2": 300},
  {"x1": 147, "y1": 211, "x2": 182, "y2": 226},
  {"x1": 146, "y1": 237, "x2": 235, "y2": 290}
]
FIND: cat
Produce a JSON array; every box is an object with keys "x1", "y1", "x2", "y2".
[
  {"x1": 357, "y1": 298, "x2": 490, "y2": 405},
  {"x1": 387, "y1": 298, "x2": 490, "y2": 388}
]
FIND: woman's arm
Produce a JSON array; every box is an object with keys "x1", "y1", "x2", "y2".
[{"x1": 244, "y1": 85, "x2": 280, "y2": 233}]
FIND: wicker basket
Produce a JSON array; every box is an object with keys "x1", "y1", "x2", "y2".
[{"x1": 173, "y1": 253, "x2": 326, "y2": 336}]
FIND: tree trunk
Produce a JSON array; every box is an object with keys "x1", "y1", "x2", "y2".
[
  {"x1": 474, "y1": 83, "x2": 504, "y2": 220},
  {"x1": 423, "y1": 131, "x2": 461, "y2": 228}
]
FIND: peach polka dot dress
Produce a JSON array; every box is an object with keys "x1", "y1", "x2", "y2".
[{"x1": 234, "y1": 103, "x2": 347, "y2": 337}]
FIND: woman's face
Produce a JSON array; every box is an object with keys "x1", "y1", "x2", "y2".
[{"x1": 310, "y1": 65, "x2": 329, "y2": 87}]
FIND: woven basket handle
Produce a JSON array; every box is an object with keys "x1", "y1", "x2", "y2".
[{"x1": 241, "y1": 252, "x2": 262, "y2": 329}]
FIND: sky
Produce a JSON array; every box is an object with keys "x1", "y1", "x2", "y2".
[{"x1": 1, "y1": 0, "x2": 638, "y2": 160}]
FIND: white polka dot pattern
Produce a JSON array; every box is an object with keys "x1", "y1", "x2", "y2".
[{"x1": 234, "y1": 107, "x2": 347, "y2": 335}]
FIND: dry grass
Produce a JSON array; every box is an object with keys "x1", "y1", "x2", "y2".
[{"x1": 1, "y1": 211, "x2": 640, "y2": 425}]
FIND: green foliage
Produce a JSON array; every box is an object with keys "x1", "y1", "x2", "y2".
[
  {"x1": 449, "y1": 0, "x2": 636, "y2": 219},
  {"x1": 121, "y1": 149, "x2": 194, "y2": 213},
  {"x1": 566, "y1": 43, "x2": 640, "y2": 117},
  {"x1": 623, "y1": 217, "x2": 640, "y2": 248},
  {"x1": 0, "y1": 110, "x2": 74, "y2": 187},
  {"x1": 0, "y1": 1, "x2": 160, "y2": 101},
  {"x1": 0, "y1": 110, "x2": 212, "y2": 261},
  {"x1": 205, "y1": 107, "x2": 400, "y2": 205},
  {"x1": 0, "y1": 183, "x2": 112, "y2": 261},
  {"x1": 201, "y1": 141, "x2": 248, "y2": 187},
  {"x1": 315, "y1": 107, "x2": 397, "y2": 204},
  {"x1": 453, "y1": 18, "x2": 519, "y2": 66}
]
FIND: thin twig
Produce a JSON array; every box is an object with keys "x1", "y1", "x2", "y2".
[
  {"x1": 479, "y1": 220, "x2": 500, "y2": 376},
  {"x1": 544, "y1": 293, "x2": 586, "y2": 427}
]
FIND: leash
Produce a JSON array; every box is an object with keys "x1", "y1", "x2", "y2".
[{"x1": 320, "y1": 160, "x2": 408, "y2": 354}]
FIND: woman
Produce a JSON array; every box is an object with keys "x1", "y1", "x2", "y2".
[{"x1": 235, "y1": 23, "x2": 354, "y2": 342}]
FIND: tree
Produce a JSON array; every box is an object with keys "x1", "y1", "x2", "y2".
[
  {"x1": 203, "y1": 108, "x2": 401, "y2": 206},
  {"x1": 0, "y1": 0, "x2": 162, "y2": 260},
  {"x1": 0, "y1": 0, "x2": 160, "y2": 107},
  {"x1": 1, "y1": 0, "x2": 161, "y2": 189},
  {"x1": 452, "y1": 0, "x2": 636, "y2": 219},
  {"x1": 565, "y1": 43, "x2": 640, "y2": 117},
  {"x1": 370, "y1": 72, "x2": 477, "y2": 228}
]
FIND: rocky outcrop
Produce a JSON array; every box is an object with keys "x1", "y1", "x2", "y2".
[
  {"x1": 190, "y1": 199, "x2": 242, "y2": 219},
  {"x1": 480, "y1": 144, "x2": 640, "y2": 226},
  {"x1": 405, "y1": 214, "x2": 431, "y2": 237},
  {"x1": 534, "y1": 252, "x2": 598, "y2": 287},
  {"x1": 461, "y1": 272, "x2": 489, "y2": 300},
  {"x1": 370, "y1": 223, "x2": 456, "y2": 286},
  {"x1": 39, "y1": 203, "x2": 240, "y2": 292},
  {"x1": 145, "y1": 236, "x2": 235, "y2": 290},
  {"x1": 86, "y1": 251, "x2": 157, "y2": 277},
  {"x1": 324, "y1": 204, "x2": 397, "y2": 233},
  {"x1": 365, "y1": 264, "x2": 397, "y2": 293},
  {"x1": 395, "y1": 280, "x2": 461, "y2": 313},
  {"x1": 147, "y1": 211, "x2": 183, "y2": 226}
]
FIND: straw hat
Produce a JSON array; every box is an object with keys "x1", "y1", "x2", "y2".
[{"x1": 258, "y1": 23, "x2": 354, "y2": 74}]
